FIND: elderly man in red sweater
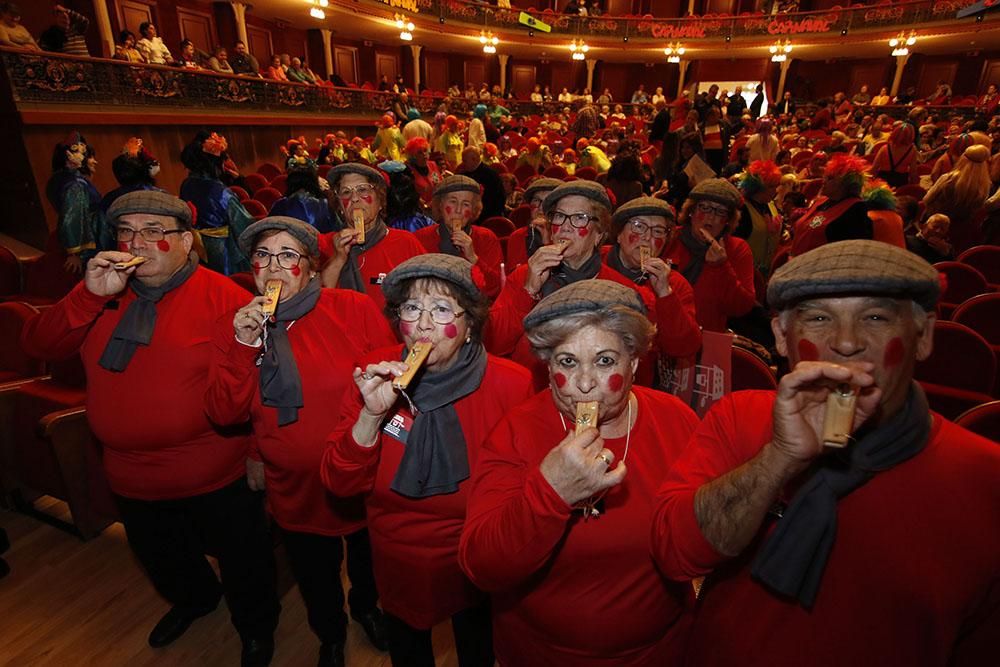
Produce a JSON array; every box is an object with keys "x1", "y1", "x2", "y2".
[
  {"x1": 652, "y1": 240, "x2": 999, "y2": 667},
  {"x1": 21, "y1": 191, "x2": 280, "y2": 666}
]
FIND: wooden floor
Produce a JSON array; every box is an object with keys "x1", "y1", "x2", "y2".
[{"x1": 0, "y1": 499, "x2": 460, "y2": 667}]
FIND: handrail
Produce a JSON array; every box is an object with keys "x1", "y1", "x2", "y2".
[{"x1": 390, "y1": 0, "x2": 984, "y2": 40}]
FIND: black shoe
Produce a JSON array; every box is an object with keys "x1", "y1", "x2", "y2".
[
  {"x1": 241, "y1": 636, "x2": 275, "y2": 667},
  {"x1": 352, "y1": 608, "x2": 389, "y2": 652},
  {"x1": 317, "y1": 642, "x2": 345, "y2": 667},
  {"x1": 148, "y1": 604, "x2": 217, "y2": 648}
]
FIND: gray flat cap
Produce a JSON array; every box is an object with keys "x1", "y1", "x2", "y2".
[
  {"x1": 611, "y1": 196, "x2": 676, "y2": 230},
  {"x1": 329, "y1": 162, "x2": 385, "y2": 185},
  {"x1": 434, "y1": 174, "x2": 482, "y2": 199},
  {"x1": 688, "y1": 178, "x2": 743, "y2": 211},
  {"x1": 108, "y1": 190, "x2": 192, "y2": 227},
  {"x1": 382, "y1": 253, "x2": 482, "y2": 303},
  {"x1": 238, "y1": 216, "x2": 320, "y2": 258},
  {"x1": 524, "y1": 279, "x2": 647, "y2": 330},
  {"x1": 522, "y1": 177, "x2": 564, "y2": 203},
  {"x1": 542, "y1": 180, "x2": 612, "y2": 216},
  {"x1": 768, "y1": 240, "x2": 940, "y2": 311}
]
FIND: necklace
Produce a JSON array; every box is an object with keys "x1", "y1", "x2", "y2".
[{"x1": 558, "y1": 392, "x2": 635, "y2": 521}]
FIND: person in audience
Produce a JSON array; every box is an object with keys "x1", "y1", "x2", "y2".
[
  {"x1": 229, "y1": 40, "x2": 261, "y2": 77},
  {"x1": 270, "y1": 155, "x2": 336, "y2": 234},
  {"x1": 851, "y1": 84, "x2": 871, "y2": 106},
  {"x1": 100, "y1": 137, "x2": 160, "y2": 219},
  {"x1": 179, "y1": 131, "x2": 253, "y2": 274},
  {"x1": 504, "y1": 177, "x2": 562, "y2": 272},
  {"x1": 861, "y1": 119, "x2": 886, "y2": 154},
  {"x1": 404, "y1": 137, "x2": 441, "y2": 206},
  {"x1": 651, "y1": 239, "x2": 999, "y2": 667},
  {"x1": 21, "y1": 190, "x2": 280, "y2": 666},
  {"x1": 208, "y1": 46, "x2": 233, "y2": 74},
  {"x1": 746, "y1": 117, "x2": 780, "y2": 162},
  {"x1": 871, "y1": 86, "x2": 891, "y2": 106},
  {"x1": 460, "y1": 279, "x2": 699, "y2": 666},
  {"x1": 516, "y1": 136, "x2": 552, "y2": 173},
  {"x1": 726, "y1": 86, "x2": 747, "y2": 125},
  {"x1": 862, "y1": 179, "x2": 905, "y2": 247},
  {"x1": 577, "y1": 138, "x2": 611, "y2": 174},
  {"x1": 976, "y1": 83, "x2": 999, "y2": 116},
  {"x1": 796, "y1": 151, "x2": 828, "y2": 181},
  {"x1": 266, "y1": 54, "x2": 289, "y2": 81},
  {"x1": 923, "y1": 143, "x2": 993, "y2": 252},
  {"x1": 774, "y1": 91, "x2": 795, "y2": 116},
  {"x1": 905, "y1": 212, "x2": 953, "y2": 263},
  {"x1": 206, "y1": 217, "x2": 394, "y2": 667},
  {"x1": 322, "y1": 254, "x2": 533, "y2": 667},
  {"x1": 791, "y1": 153, "x2": 873, "y2": 256},
  {"x1": 303, "y1": 60, "x2": 329, "y2": 87},
  {"x1": 177, "y1": 39, "x2": 202, "y2": 69},
  {"x1": 372, "y1": 114, "x2": 404, "y2": 162},
  {"x1": 930, "y1": 132, "x2": 975, "y2": 183},
  {"x1": 320, "y1": 162, "x2": 425, "y2": 309},
  {"x1": 46, "y1": 131, "x2": 101, "y2": 273},
  {"x1": 605, "y1": 145, "x2": 645, "y2": 206},
  {"x1": 631, "y1": 84, "x2": 648, "y2": 105},
  {"x1": 872, "y1": 123, "x2": 916, "y2": 188},
  {"x1": 700, "y1": 106, "x2": 728, "y2": 174},
  {"x1": 41, "y1": 4, "x2": 88, "y2": 56},
  {"x1": 135, "y1": 21, "x2": 170, "y2": 64},
  {"x1": 722, "y1": 146, "x2": 751, "y2": 179},
  {"x1": 414, "y1": 174, "x2": 503, "y2": 299},
  {"x1": 437, "y1": 114, "x2": 465, "y2": 171},
  {"x1": 113, "y1": 29, "x2": 142, "y2": 62},
  {"x1": 833, "y1": 92, "x2": 853, "y2": 125},
  {"x1": 664, "y1": 178, "x2": 755, "y2": 332},
  {"x1": 402, "y1": 108, "x2": 434, "y2": 143},
  {"x1": 286, "y1": 56, "x2": 313, "y2": 84},
  {"x1": 456, "y1": 146, "x2": 504, "y2": 221},
  {"x1": 383, "y1": 163, "x2": 435, "y2": 233},
  {"x1": 0, "y1": 2, "x2": 38, "y2": 49},
  {"x1": 735, "y1": 160, "x2": 783, "y2": 275},
  {"x1": 929, "y1": 80, "x2": 953, "y2": 105}
]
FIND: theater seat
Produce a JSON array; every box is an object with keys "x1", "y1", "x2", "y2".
[
  {"x1": 256, "y1": 162, "x2": 282, "y2": 182},
  {"x1": 317, "y1": 164, "x2": 332, "y2": 179},
  {"x1": 270, "y1": 174, "x2": 288, "y2": 192},
  {"x1": 510, "y1": 204, "x2": 532, "y2": 229},
  {"x1": 253, "y1": 187, "x2": 283, "y2": 212},
  {"x1": 575, "y1": 166, "x2": 599, "y2": 181},
  {"x1": 934, "y1": 261, "x2": 991, "y2": 318},
  {"x1": 918, "y1": 381, "x2": 994, "y2": 421},
  {"x1": 229, "y1": 185, "x2": 250, "y2": 202},
  {"x1": 479, "y1": 216, "x2": 515, "y2": 239},
  {"x1": 731, "y1": 347, "x2": 777, "y2": 392},
  {"x1": 955, "y1": 401, "x2": 1000, "y2": 443},
  {"x1": 244, "y1": 173, "x2": 269, "y2": 194},
  {"x1": 957, "y1": 245, "x2": 1000, "y2": 286},
  {"x1": 243, "y1": 200, "x2": 269, "y2": 219},
  {"x1": 0, "y1": 302, "x2": 45, "y2": 384},
  {"x1": 916, "y1": 321, "x2": 996, "y2": 419},
  {"x1": 513, "y1": 164, "x2": 538, "y2": 187},
  {"x1": 952, "y1": 292, "x2": 1000, "y2": 395},
  {"x1": 543, "y1": 165, "x2": 568, "y2": 179},
  {"x1": 0, "y1": 244, "x2": 21, "y2": 297}
]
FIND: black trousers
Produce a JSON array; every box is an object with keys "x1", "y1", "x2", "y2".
[
  {"x1": 384, "y1": 603, "x2": 493, "y2": 667},
  {"x1": 114, "y1": 477, "x2": 280, "y2": 640},
  {"x1": 282, "y1": 527, "x2": 380, "y2": 645}
]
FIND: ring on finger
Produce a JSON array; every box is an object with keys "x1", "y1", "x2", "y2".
[
  {"x1": 361, "y1": 372, "x2": 376, "y2": 380},
  {"x1": 597, "y1": 452, "x2": 612, "y2": 466}
]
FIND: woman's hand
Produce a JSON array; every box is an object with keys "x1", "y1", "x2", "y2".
[
  {"x1": 350, "y1": 360, "x2": 409, "y2": 447},
  {"x1": 701, "y1": 229, "x2": 728, "y2": 264},
  {"x1": 234, "y1": 296, "x2": 268, "y2": 345},
  {"x1": 64, "y1": 254, "x2": 85, "y2": 275},
  {"x1": 644, "y1": 257, "x2": 673, "y2": 298},
  {"x1": 524, "y1": 242, "x2": 565, "y2": 295},
  {"x1": 246, "y1": 458, "x2": 266, "y2": 491},
  {"x1": 451, "y1": 229, "x2": 478, "y2": 264},
  {"x1": 540, "y1": 428, "x2": 627, "y2": 507}
]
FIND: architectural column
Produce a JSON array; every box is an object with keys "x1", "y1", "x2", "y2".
[
  {"x1": 230, "y1": 2, "x2": 250, "y2": 49},
  {"x1": 890, "y1": 52, "x2": 910, "y2": 98},
  {"x1": 91, "y1": 0, "x2": 114, "y2": 58},
  {"x1": 688, "y1": 0, "x2": 697, "y2": 16},
  {"x1": 676, "y1": 59, "x2": 690, "y2": 100},
  {"x1": 775, "y1": 58, "x2": 792, "y2": 99},
  {"x1": 498, "y1": 53, "x2": 509, "y2": 94},
  {"x1": 409, "y1": 43, "x2": 422, "y2": 92},
  {"x1": 585, "y1": 58, "x2": 596, "y2": 94},
  {"x1": 321, "y1": 29, "x2": 334, "y2": 80}
]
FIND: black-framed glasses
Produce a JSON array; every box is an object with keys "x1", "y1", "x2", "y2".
[
  {"x1": 115, "y1": 227, "x2": 186, "y2": 243},
  {"x1": 252, "y1": 249, "x2": 304, "y2": 270},
  {"x1": 695, "y1": 202, "x2": 731, "y2": 218},
  {"x1": 549, "y1": 210, "x2": 596, "y2": 229},
  {"x1": 337, "y1": 183, "x2": 376, "y2": 199},
  {"x1": 628, "y1": 219, "x2": 672, "y2": 239},
  {"x1": 398, "y1": 303, "x2": 465, "y2": 325}
]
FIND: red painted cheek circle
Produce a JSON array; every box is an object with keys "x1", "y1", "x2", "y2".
[
  {"x1": 252, "y1": 262, "x2": 262, "y2": 275},
  {"x1": 443, "y1": 323, "x2": 458, "y2": 339},
  {"x1": 156, "y1": 240, "x2": 171, "y2": 252},
  {"x1": 797, "y1": 339, "x2": 820, "y2": 362},
  {"x1": 290, "y1": 265, "x2": 301, "y2": 276},
  {"x1": 444, "y1": 205, "x2": 453, "y2": 215},
  {"x1": 463, "y1": 209, "x2": 473, "y2": 220},
  {"x1": 883, "y1": 337, "x2": 904, "y2": 368},
  {"x1": 117, "y1": 242, "x2": 129, "y2": 252},
  {"x1": 627, "y1": 233, "x2": 640, "y2": 245},
  {"x1": 608, "y1": 373, "x2": 624, "y2": 392},
  {"x1": 361, "y1": 195, "x2": 373, "y2": 204},
  {"x1": 577, "y1": 227, "x2": 589, "y2": 238},
  {"x1": 554, "y1": 372, "x2": 567, "y2": 388},
  {"x1": 399, "y1": 322, "x2": 414, "y2": 336},
  {"x1": 340, "y1": 198, "x2": 351, "y2": 210}
]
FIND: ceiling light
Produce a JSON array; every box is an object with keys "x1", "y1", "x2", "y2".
[
  {"x1": 769, "y1": 39, "x2": 791, "y2": 62},
  {"x1": 310, "y1": 6, "x2": 325, "y2": 19}
]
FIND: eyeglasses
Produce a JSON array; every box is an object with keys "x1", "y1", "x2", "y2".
[
  {"x1": 115, "y1": 227, "x2": 186, "y2": 243},
  {"x1": 695, "y1": 202, "x2": 731, "y2": 218},
  {"x1": 398, "y1": 303, "x2": 466, "y2": 325},
  {"x1": 628, "y1": 220, "x2": 672, "y2": 239},
  {"x1": 337, "y1": 183, "x2": 376, "y2": 199},
  {"x1": 252, "y1": 249, "x2": 305, "y2": 270},
  {"x1": 549, "y1": 210, "x2": 596, "y2": 229}
]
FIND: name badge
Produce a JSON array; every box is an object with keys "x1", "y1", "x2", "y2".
[
  {"x1": 382, "y1": 410, "x2": 414, "y2": 444},
  {"x1": 370, "y1": 272, "x2": 387, "y2": 286}
]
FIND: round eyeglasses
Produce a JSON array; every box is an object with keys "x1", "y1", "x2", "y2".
[
  {"x1": 252, "y1": 249, "x2": 304, "y2": 270},
  {"x1": 549, "y1": 210, "x2": 597, "y2": 229},
  {"x1": 398, "y1": 303, "x2": 466, "y2": 325},
  {"x1": 115, "y1": 227, "x2": 186, "y2": 243},
  {"x1": 337, "y1": 183, "x2": 376, "y2": 199},
  {"x1": 628, "y1": 219, "x2": 672, "y2": 239}
]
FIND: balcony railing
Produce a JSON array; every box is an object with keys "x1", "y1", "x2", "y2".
[{"x1": 398, "y1": 0, "x2": 983, "y2": 40}]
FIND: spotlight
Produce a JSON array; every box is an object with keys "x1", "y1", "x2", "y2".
[
  {"x1": 623, "y1": 35, "x2": 628, "y2": 43},
  {"x1": 725, "y1": 35, "x2": 731, "y2": 42},
  {"x1": 841, "y1": 28, "x2": 848, "y2": 36},
  {"x1": 528, "y1": 29, "x2": 534, "y2": 37},
  {"x1": 439, "y1": 16, "x2": 445, "y2": 24}
]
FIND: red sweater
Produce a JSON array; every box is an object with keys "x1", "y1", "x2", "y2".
[
  {"x1": 504, "y1": 226, "x2": 531, "y2": 273},
  {"x1": 664, "y1": 235, "x2": 756, "y2": 333},
  {"x1": 484, "y1": 261, "x2": 668, "y2": 389},
  {"x1": 205, "y1": 289, "x2": 396, "y2": 536},
  {"x1": 460, "y1": 387, "x2": 699, "y2": 667},
  {"x1": 320, "y1": 346, "x2": 533, "y2": 629},
  {"x1": 318, "y1": 228, "x2": 426, "y2": 311},
  {"x1": 20, "y1": 269, "x2": 253, "y2": 500},
  {"x1": 413, "y1": 224, "x2": 503, "y2": 299},
  {"x1": 652, "y1": 391, "x2": 1000, "y2": 667}
]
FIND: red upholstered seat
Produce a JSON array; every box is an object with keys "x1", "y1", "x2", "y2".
[
  {"x1": 916, "y1": 321, "x2": 996, "y2": 395},
  {"x1": 242, "y1": 200, "x2": 269, "y2": 219},
  {"x1": 229, "y1": 185, "x2": 250, "y2": 202},
  {"x1": 510, "y1": 204, "x2": 532, "y2": 229},
  {"x1": 318, "y1": 164, "x2": 332, "y2": 179},
  {"x1": 256, "y1": 162, "x2": 282, "y2": 182},
  {"x1": 253, "y1": 187, "x2": 283, "y2": 212},
  {"x1": 955, "y1": 401, "x2": 1000, "y2": 443},
  {"x1": 575, "y1": 166, "x2": 599, "y2": 181},
  {"x1": 894, "y1": 184, "x2": 926, "y2": 199},
  {"x1": 270, "y1": 174, "x2": 289, "y2": 192},
  {"x1": 957, "y1": 245, "x2": 1000, "y2": 286},
  {"x1": 918, "y1": 381, "x2": 995, "y2": 421},
  {"x1": 731, "y1": 347, "x2": 777, "y2": 392},
  {"x1": 0, "y1": 301, "x2": 45, "y2": 382},
  {"x1": 244, "y1": 173, "x2": 269, "y2": 194},
  {"x1": 801, "y1": 180, "x2": 822, "y2": 201},
  {"x1": 0, "y1": 244, "x2": 21, "y2": 297},
  {"x1": 543, "y1": 165, "x2": 568, "y2": 179},
  {"x1": 934, "y1": 261, "x2": 991, "y2": 318},
  {"x1": 479, "y1": 216, "x2": 515, "y2": 239},
  {"x1": 513, "y1": 164, "x2": 538, "y2": 187},
  {"x1": 790, "y1": 150, "x2": 813, "y2": 169},
  {"x1": 952, "y1": 292, "x2": 1000, "y2": 394}
]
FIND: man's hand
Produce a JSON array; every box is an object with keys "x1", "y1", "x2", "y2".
[{"x1": 84, "y1": 251, "x2": 136, "y2": 297}]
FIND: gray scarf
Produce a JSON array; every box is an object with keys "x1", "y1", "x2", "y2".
[
  {"x1": 437, "y1": 221, "x2": 469, "y2": 256},
  {"x1": 751, "y1": 383, "x2": 931, "y2": 608},
  {"x1": 338, "y1": 219, "x2": 388, "y2": 293},
  {"x1": 605, "y1": 243, "x2": 647, "y2": 284},
  {"x1": 679, "y1": 226, "x2": 710, "y2": 285},
  {"x1": 259, "y1": 277, "x2": 322, "y2": 426},
  {"x1": 541, "y1": 250, "x2": 603, "y2": 297},
  {"x1": 98, "y1": 252, "x2": 199, "y2": 372},
  {"x1": 390, "y1": 341, "x2": 487, "y2": 499}
]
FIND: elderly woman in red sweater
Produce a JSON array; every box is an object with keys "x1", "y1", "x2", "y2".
[
  {"x1": 460, "y1": 280, "x2": 700, "y2": 666},
  {"x1": 664, "y1": 178, "x2": 756, "y2": 332},
  {"x1": 205, "y1": 216, "x2": 396, "y2": 667},
  {"x1": 321, "y1": 254, "x2": 533, "y2": 667}
]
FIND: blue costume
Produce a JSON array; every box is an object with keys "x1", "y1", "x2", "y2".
[
  {"x1": 46, "y1": 169, "x2": 101, "y2": 262},
  {"x1": 180, "y1": 174, "x2": 253, "y2": 275},
  {"x1": 269, "y1": 190, "x2": 338, "y2": 234}
]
